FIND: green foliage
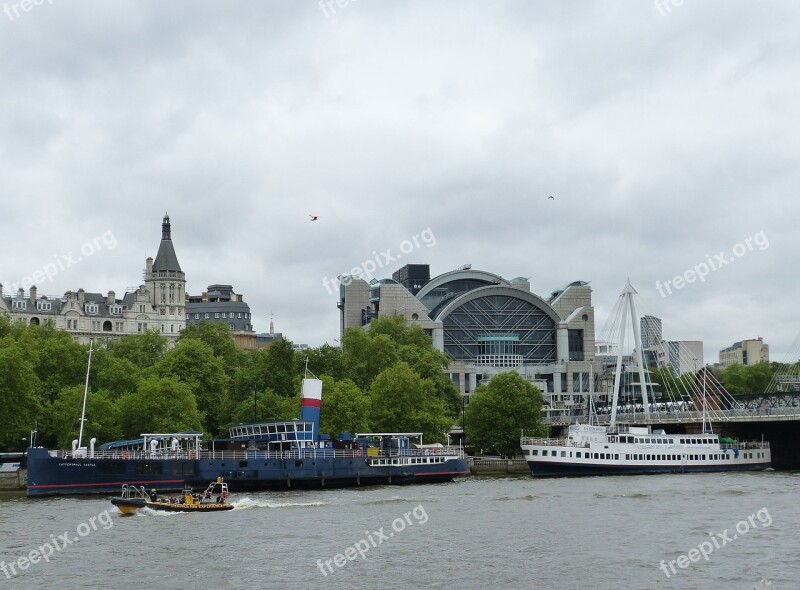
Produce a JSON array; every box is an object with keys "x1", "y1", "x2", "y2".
[
  {"x1": 117, "y1": 376, "x2": 203, "y2": 437},
  {"x1": 227, "y1": 389, "x2": 300, "y2": 427},
  {"x1": 49, "y1": 385, "x2": 122, "y2": 448},
  {"x1": 0, "y1": 336, "x2": 43, "y2": 448},
  {"x1": 178, "y1": 321, "x2": 239, "y2": 376},
  {"x1": 369, "y1": 363, "x2": 452, "y2": 442},
  {"x1": 465, "y1": 371, "x2": 546, "y2": 457},
  {"x1": 719, "y1": 362, "x2": 773, "y2": 395},
  {"x1": 319, "y1": 378, "x2": 370, "y2": 437},
  {"x1": 157, "y1": 339, "x2": 229, "y2": 435},
  {"x1": 0, "y1": 311, "x2": 474, "y2": 450},
  {"x1": 108, "y1": 331, "x2": 168, "y2": 369}
]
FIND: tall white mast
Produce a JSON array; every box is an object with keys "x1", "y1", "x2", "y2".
[
  {"x1": 627, "y1": 281, "x2": 651, "y2": 423},
  {"x1": 77, "y1": 340, "x2": 93, "y2": 449},
  {"x1": 608, "y1": 291, "x2": 628, "y2": 431}
]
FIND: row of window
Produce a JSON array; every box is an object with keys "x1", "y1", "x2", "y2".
[{"x1": 186, "y1": 312, "x2": 250, "y2": 320}]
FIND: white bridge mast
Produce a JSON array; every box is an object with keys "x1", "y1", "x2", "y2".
[{"x1": 609, "y1": 280, "x2": 650, "y2": 431}]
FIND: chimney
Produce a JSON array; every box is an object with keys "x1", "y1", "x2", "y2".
[
  {"x1": 146, "y1": 257, "x2": 153, "y2": 275},
  {"x1": 107, "y1": 290, "x2": 116, "y2": 305},
  {"x1": 0, "y1": 283, "x2": 3, "y2": 298},
  {"x1": 77, "y1": 288, "x2": 85, "y2": 305},
  {"x1": 17, "y1": 288, "x2": 24, "y2": 300},
  {"x1": 30, "y1": 286, "x2": 37, "y2": 304}
]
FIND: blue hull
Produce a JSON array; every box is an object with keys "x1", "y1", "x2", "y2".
[
  {"x1": 26, "y1": 448, "x2": 469, "y2": 497},
  {"x1": 527, "y1": 460, "x2": 771, "y2": 477}
]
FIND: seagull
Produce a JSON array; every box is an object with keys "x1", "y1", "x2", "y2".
[
  {"x1": 309, "y1": 215, "x2": 319, "y2": 221},
  {"x1": 548, "y1": 196, "x2": 555, "y2": 200}
]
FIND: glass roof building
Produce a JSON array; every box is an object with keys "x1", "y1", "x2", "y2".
[{"x1": 338, "y1": 264, "x2": 600, "y2": 421}]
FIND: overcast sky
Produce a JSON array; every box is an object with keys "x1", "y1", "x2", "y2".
[{"x1": 1, "y1": 1, "x2": 798, "y2": 362}]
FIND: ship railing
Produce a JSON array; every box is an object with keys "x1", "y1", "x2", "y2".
[
  {"x1": 520, "y1": 437, "x2": 570, "y2": 447},
  {"x1": 50, "y1": 446, "x2": 468, "y2": 461},
  {"x1": 720, "y1": 441, "x2": 770, "y2": 451}
]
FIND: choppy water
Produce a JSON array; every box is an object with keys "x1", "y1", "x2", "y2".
[{"x1": 1, "y1": 472, "x2": 798, "y2": 589}]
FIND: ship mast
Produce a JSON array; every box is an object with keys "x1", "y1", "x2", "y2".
[{"x1": 77, "y1": 340, "x2": 93, "y2": 450}]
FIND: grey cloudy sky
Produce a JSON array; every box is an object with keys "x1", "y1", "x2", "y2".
[{"x1": 1, "y1": 1, "x2": 798, "y2": 361}]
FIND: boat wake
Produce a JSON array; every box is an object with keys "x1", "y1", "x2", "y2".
[
  {"x1": 231, "y1": 497, "x2": 327, "y2": 510},
  {"x1": 493, "y1": 494, "x2": 537, "y2": 502}
]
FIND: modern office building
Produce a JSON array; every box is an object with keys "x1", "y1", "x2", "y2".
[
  {"x1": 719, "y1": 338, "x2": 769, "y2": 368},
  {"x1": 652, "y1": 340, "x2": 704, "y2": 376},
  {"x1": 0, "y1": 215, "x2": 186, "y2": 345},
  {"x1": 338, "y1": 263, "x2": 599, "y2": 421}
]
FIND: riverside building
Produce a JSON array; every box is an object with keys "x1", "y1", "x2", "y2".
[
  {"x1": 0, "y1": 215, "x2": 186, "y2": 345},
  {"x1": 338, "y1": 263, "x2": 601, "y2": 422}
]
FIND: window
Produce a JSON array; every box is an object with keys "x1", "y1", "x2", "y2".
[
  {"x1": 238, "y1": 313, "x2": 242, "y2": 318},
  {"x1": 12, "y1": 300, "x2": 27, "y2": 310},
  {"x1": 575, "y1": 452, "x2": 581, "y2": 458},
  {"x1": 160, "y1": 284, "x2": 166, "y2": 304},
  {"x1": 37, "y1": 301, "x2": 52, "y2": 311},
  {"x1": 214, "y1": 313, "x2": 219, "y2": 319},
  {"x1": 204, "y1": 313, "x2": 209, "y2": 319},
  {"x1": 221, "y1": 312, "x2": 227, "y2": 318},
  {"x1": 542, "y1": 450, "x2": 548, "y2": 456},
  {"x1": 560, "y1": 451, "x2": 566, "y2": 457},
  {"x1": 109, "y1": 305, "x2": 122, "y2": 315},
  {"x1": 115, "y1": 322, "x2": 124, "y2": 332}
]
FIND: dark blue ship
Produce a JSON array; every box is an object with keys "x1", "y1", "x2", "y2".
[{"x1": 26, "y1": 378, "x2": 469, "y2": 497}]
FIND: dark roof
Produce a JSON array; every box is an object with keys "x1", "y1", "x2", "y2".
[{"x1": 151, "y1": 214, "x2": 182, "y2": 273}]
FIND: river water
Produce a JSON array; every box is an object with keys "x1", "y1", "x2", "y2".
[{"x1": 1, "y1": 471, "x2": 798, "y2": 590}]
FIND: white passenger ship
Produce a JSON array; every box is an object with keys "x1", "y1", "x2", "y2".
[
  {"x1": 520, "y1": 280, "x2": 771, "y2": 477},
  {"x1": 520, "y1": 424, "x2": 770, "y2": 476}
]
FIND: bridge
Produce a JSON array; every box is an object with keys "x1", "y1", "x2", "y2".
[{"x1": 542, "y1": 391, "x2": 800, "y2": 427}]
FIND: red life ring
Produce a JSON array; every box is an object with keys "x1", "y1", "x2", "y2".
[
  {"x1": 189, "y1": 451, "x2": 196, "y2": 459},
  {"x1": 355, "y1": 449, "x2": 363, "y2": 457},
  {"x1": 122, "y1": 451, "x2": 129, "y2": 459},
  {"x1": 433, "y1": 448, "x2": 439, "y2": 455}
]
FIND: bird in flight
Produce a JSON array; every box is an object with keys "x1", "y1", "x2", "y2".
[
  {"x1": 548, "y1": 196, "x2": 555, "y2": 200},
  {"x1": 309, "y1": 215, "x2": 319, "y2": 221}
]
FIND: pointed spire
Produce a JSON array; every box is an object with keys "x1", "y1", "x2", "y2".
[
  {"x1": 270, "y1": 313, "x2": 275, "y2": 336},
  {"x1": 162, "y1": 213, "x2": 171, "y2": 241}
]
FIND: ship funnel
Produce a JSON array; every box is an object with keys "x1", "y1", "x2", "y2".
[
  {"x1": 72, "y1": 439, "x2": 78, "y2": 451},
  {"x1": 89, "y1": 438, "x2": 96, "y2": 458},
  {"x1": 299, "y1": 378, "x2": 322, "y2": 436}
]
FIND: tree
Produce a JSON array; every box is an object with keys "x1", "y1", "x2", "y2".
[
  {"x1": 117, "y1": 376, "x2": 203, "y2": 437},
  {"x1": 109, "y1": 331, "x2": 168, "y2": 370},
  {"x1": 342, "y1": 329, "x2": 399, "y2": 391},
  {"x1": 49, "y1": 385, "x2": 122, "y2": 447},
  {"x1": 177, "y1": 321, "x2": 239, "y2": 377},
  {"x1": 369, "y1": 363, "x2": 452, "y2": 442},
  {"x1": 157, "y1": 339, "x2": 229, "y2": 435},
  {"x1": 720, "y1": 362, "x2": 773, "y2": 395},
  {"x1": 319, "y1": 378, "x2": 370, "y2": 437},
  {"x1": 227, "y1": 389, "x2": 300, "y2": 427},
  {"x1": 0, "y1": 337, "x2": 43, "y2": 449},
  {"x1": 465, "y1": 371, "x2": 546, "y2": 457}
]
